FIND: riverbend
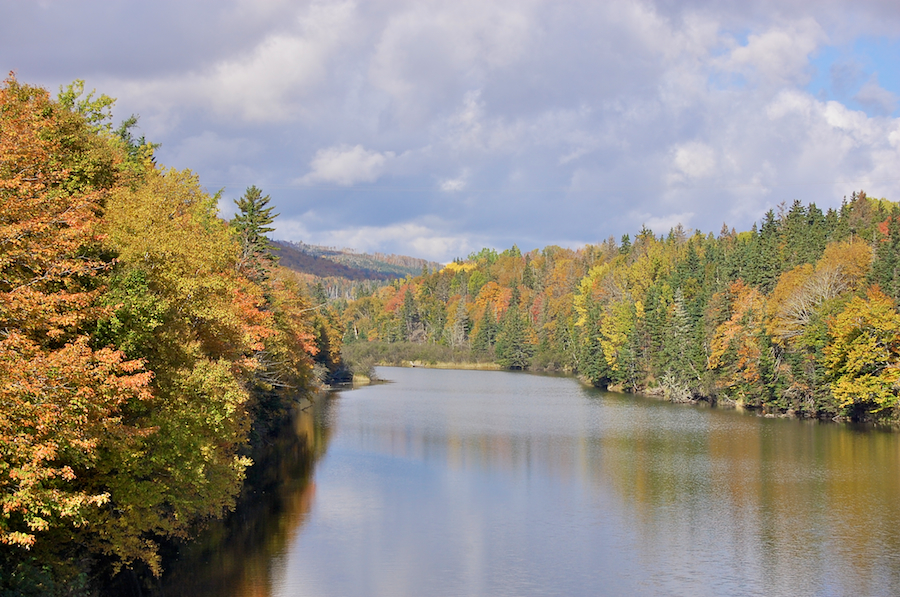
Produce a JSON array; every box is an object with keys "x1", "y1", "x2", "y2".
[{"x1": 157, "y1": 366, "x2": 900, "y2": 597}]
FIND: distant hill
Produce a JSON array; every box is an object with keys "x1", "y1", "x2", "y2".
[
  {"x1": 272, "y1": 241, "x2": 397, "y2": 281},
  {"x1": 272, "y1": 241, "x2": 444, "y2": 298},
  {"x1": 277, "y1": 241, "x2": 443, "y2": 277}
]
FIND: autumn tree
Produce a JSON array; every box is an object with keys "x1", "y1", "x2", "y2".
[
  {"x1": 824, "y1": 288, "x2": 900, "y2": 416},
  {"x1": 94, "y1": 166, "x2": 288, "y2": 571},
  {"x1": 0, "y1": 76, "x2": 152, "y2": 561}
]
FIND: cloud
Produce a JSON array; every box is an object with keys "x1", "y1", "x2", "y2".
[
  {"x1": 669, "y1": 142, "x2": 718, "y2": 182},
  {"x1": 830, "y1": 60, "x2": 866, "y2": 97},
  {"x1": 717, "y1": 19, "x2": 826, "y2": 86},
  {"x1": 440, "y1": 170, "x2": 469, "y2": 192},
  {"x1": 276, "y1": 218, "x2": 479, "y2": 262},
  {"x1": 169, "y1": 131, "x2": 261, "y2": 169},
  {"x1": 12, "y1": 0, "x2": 900, "y2": 261},
  {"x1": 854, "y1": 76, "x2": 898, "y2": 116},
  {"x1": 99, "y1": 1, "x2": 359, "y2": 124},
  {"x1": 630, "y1": 211, "x2": 696, "y2": 234},
  {"x1": 298, "y1": 145, "x2": 396, "y2": 186},
  {"x1": 367, "y1": 1, "x2": 535, "y2": 124}
]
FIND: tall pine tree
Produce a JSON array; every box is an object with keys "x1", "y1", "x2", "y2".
[{"x1": 231, "y1": 185, "x2": 279, "y2": 280}]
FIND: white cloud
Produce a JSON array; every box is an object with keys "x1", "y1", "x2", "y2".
[
  {"x1": 108, "y1": 1, "x2": 359, "y2": 124},
  {"x1": 298, "y1": 144, "x2": 396, "y2": 186},
  {"x1": 440, "y1": 170, "x2": 469, "y2": 192},
  {"x1": 631, "y1": 211, "x2": 696, "y2": 234},
  {"x1": 23, "y1": 0, "x2": 900, "y2": 261},
  {"x1": 670, "y1": 141, "x2": 718, "y2": 182},
  {"x1": 367, "y1": 0, "x2": 535, "y2": 123},
  {"x1": 716, "y1": 19, "x2": 825, "y2": 86},
  {"x1": 278, "y1": 219, "x2": 479, "y2": 262}
]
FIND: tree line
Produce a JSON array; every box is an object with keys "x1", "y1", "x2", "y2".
[
  {"x1": 340, "y1": 193, "x2": 900, "y2": 421},
  {"x1": 0, "y1": 76, "x2": 342, "y2": 593}
]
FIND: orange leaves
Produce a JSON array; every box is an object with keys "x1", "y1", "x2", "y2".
[
  {"x1": 475, "y1": 281, "x2": 512, "y2": 320},
  {"x1": 0, "y1": 334, "x2": 151, "y2": 549},
  {"x1": 0, "y1": 77, "x2": 110, "y2": 346},
  {"x1": 0, "y1": 76, "x2": 156, "y2": 550},
  {"x1": 708, "y1": 281, "x2": 767, "y2": 391},
  {"x1": 383, "y1": 282, "x2": 416, "y2": 314}
]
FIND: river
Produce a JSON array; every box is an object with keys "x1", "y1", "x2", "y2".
[{"x1": 156, "y1": 366, "x2": 900, "y2": 596}]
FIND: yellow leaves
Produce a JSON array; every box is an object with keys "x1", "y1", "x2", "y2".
[
  {"x1": 767, "y1": 263, "x2": 815, "y2": 343},
  {"x1": 442, "y1": 261, "x2": 477, "y2": 273},
  {"x1": 818, "y1": 239, "x2": 872, "y2": 288},
  {"x1": 106, "y1": 167, "x2": 237, "y2": 275},
  {"x1": 627, "y1": 237, "x2": 673, "y2": 302},
  {"x1": 767, "y1": 240, "x2": 873, "y2": 346},
  {"x1": 599, "y1": 300, "x2": 636, "y2": 372},
  {"x1": 825, "y1": 288, "x2": 900, "y2": 411},
  {"x1": 574, "y1": 261, "x2": 616, "y2": 326}
]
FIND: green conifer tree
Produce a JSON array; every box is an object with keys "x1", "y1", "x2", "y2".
[
  {"x1": 473, "y1": 308, "x2": 498, "y2": 355},
  {"x1": 871, "y1": 206, "x2": 900, "y2": 301},
  {"x1": 231, "y1": 185, "x2": 279, "y2": 280}
]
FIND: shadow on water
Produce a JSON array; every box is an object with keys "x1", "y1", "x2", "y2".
[
  {"x1": 150, "y1": 394, "x2": 336, "y2": 597},
  {"x1": 141, "y1": 368, "x2": 900, "y2": 596}
]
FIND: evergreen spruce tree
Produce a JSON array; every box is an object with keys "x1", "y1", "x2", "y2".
[
  {"x1": 473, "y1": 308, "x2": 498, "y2": 355},
  {"x1": 660, "y1": 289, "x2": 695, "y2": 399},
  {"x1": 231, "y1": 185, "x2": 279, "y2": 280},
  {"x1": 578, "y1": 301, "x2": 609, "y2": 386},
  {"x1": 871, "y1": 206, "x2": 900, "y2": 301},
  {"x1": 523, "y1": 256, "x2": 536, "y2": 290},
  {"x1": 495, "y1": 290, "x2": 534, "y2": 369},
  {"x1": 748, "y1": 211, "x2": 780, "y2": 293}
]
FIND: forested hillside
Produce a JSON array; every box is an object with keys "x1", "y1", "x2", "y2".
[
  {"x1": 0, "y1": 77, "x2": 344, "y2": 593},
  {"x1": 272, "y1": 241, "x2": 398, "y2": 281},
  {"x1": 340, "y1": 194, "x2": 900, "y2": 422},
  {"x1": 286, "y1": 241, "x2": 442, "y2": 277},
  {"x1": 273, "y1": 240, "x2": 444, "y2": 300}
]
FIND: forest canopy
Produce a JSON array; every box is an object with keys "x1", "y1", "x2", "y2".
[
  {"x1": 0, "y1": 76, "x2": 340, "y2": 593},
  {"x1": 339, "y1": 195, "x2": 900, "y2": 421}
]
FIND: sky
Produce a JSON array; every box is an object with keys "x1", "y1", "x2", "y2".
[{"x1": 3, "y1": 0, "x2": 900, "y2": 262}]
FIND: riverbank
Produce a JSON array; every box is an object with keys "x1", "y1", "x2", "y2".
[{"x1": 404, "y1": 360, "x2": 502, "y2": 370}]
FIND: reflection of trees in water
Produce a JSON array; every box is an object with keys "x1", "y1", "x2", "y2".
[
  {"x1": 374, "y1": 384, "x2": 900, "y2": 594},
  {"x1": 589, "y1": 403, "x2": 900, "y2": 595},
  {"x1": 153, "y1": 395, "x2": 336, "y2": 597}
]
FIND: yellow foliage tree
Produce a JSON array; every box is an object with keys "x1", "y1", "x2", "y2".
[{"x1": 824, "y1": 288, "x2": 900, "y2": 412}]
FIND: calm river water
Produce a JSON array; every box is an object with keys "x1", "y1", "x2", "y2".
[{"x1": 157, "y1": 367, "x2": 900, "y2": 597}]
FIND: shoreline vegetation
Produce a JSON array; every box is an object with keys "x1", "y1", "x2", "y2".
[
  {"x1": 336, "y1": 194, "x2": 900, "y2": 427},
  {"x1": 0, "y1": 77, "x2": 345, "y2": 595},
  {"x1": 341, "y1": 345, "x2": 893, "y2": 424}
]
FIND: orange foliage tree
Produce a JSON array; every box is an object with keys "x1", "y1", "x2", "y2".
[{"x1": 0, "y1": 76, "x2": 152, "y2": 550}]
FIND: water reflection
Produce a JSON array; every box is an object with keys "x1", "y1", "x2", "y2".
[
  {"x1": 159, "y1": 368, "x2": 900, "y2": 596},
  {"x1": 156, "y1": 396, "x2": 333, "y2": 597}
]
